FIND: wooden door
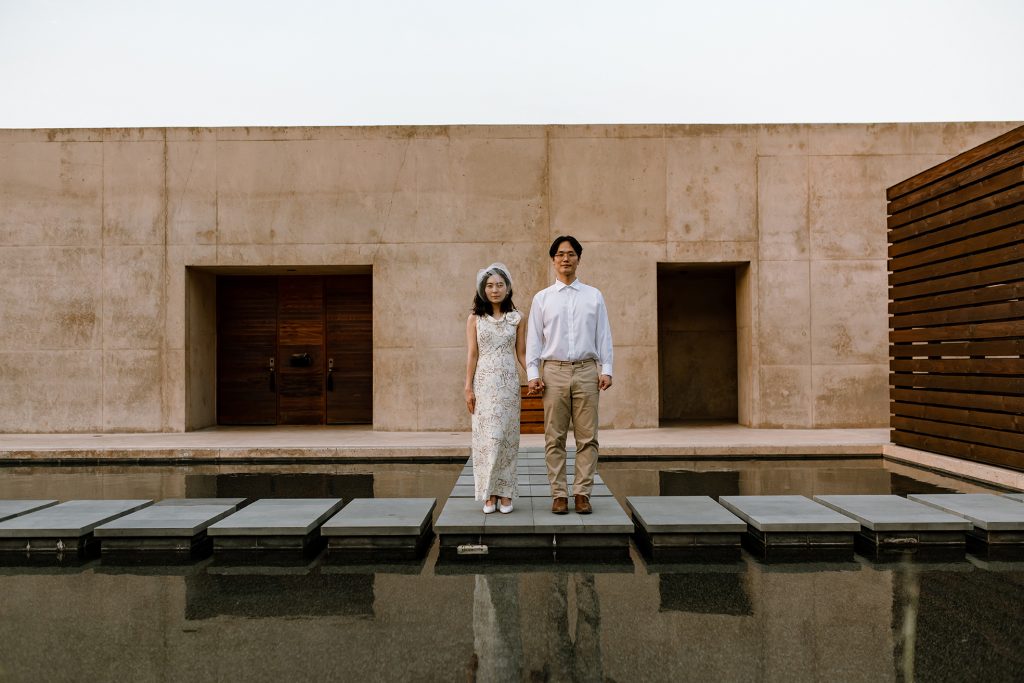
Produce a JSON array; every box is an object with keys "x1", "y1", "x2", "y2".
[
  {"x1": 325, "y1": 275, "x2": 373, "y2": 424},
  {"x1": 217, "y1": 277, "x2": 278, "y2": 424},
  {"x1": 277, "y1": 277, "x2": 326, "y2": 424}
]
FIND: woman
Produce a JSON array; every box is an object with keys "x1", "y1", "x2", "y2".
[{"x1": 465, "y1": 262, "x2": 526, "y2": 514}]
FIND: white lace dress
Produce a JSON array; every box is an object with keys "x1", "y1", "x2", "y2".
[{"x1": 472, "y1": 311, "x2": 521, "y2": 501}]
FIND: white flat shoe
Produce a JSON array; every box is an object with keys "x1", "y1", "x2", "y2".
[
  {"x1": 498, "y1": 502, "x2": 513, "y2": 514},
  {"x1": 483, "y1": 501, "x2": 496, "y2": 514}
]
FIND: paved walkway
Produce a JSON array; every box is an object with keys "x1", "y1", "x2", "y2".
[{"x1": 0, "y1": 423, "x2": 887, "y2": 459}]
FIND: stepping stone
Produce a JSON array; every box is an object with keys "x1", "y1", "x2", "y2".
[
  {"x1": 908, "y1": 494, "x2": 1024, "y2": 544},
  {"x1": 718, "y1": 495, "x2": 859, "y2": 548},
  {"x1": 449, "y1": 485, "x2": 476, "y2": 498},
  {"x1": 435, "y1": 495, "x2": 632, "y2": 558},
  {"x1": 322, "y1": 498, "x2": 436, "y2": 559},
  {"x1": 207, "y1": 498, "x2": 343, "y2": 552},
  {"x1": 627, "y1": 496, "x2": 747, "y2": 556},
  {"x1": 95, "y1": 503, "x2": 240, "y2": 553},
  {"x1": 153, "y1": 498, "x2": 248, "y2": 507},
  {"x1": 0, "y1": 500, "x2": 152, "y2": 554},
  {"x1": 0, "y1": 500, "x2": 58, "y2": 523},
  {"x1": 814, "y1": 495, "x2": 971, "y2": 548}
]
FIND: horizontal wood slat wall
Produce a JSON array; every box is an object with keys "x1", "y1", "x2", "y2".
[
  {"x1": 520, "y1": 387, "x2": 544, "y2": 434},
  {"x1": 888, "y1": 124, "x2": 1024, "y2": 472}
]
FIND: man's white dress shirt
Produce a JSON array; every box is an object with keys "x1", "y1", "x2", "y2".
[{"x1": 526, "y1": 279, "x2": 613, "y2": 381}]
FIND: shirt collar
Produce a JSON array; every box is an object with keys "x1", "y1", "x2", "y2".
[{"x1": 554, "y1": 278, "x2": 581, "y2": 291}]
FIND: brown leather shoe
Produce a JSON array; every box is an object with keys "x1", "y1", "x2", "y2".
[
  {"x1": 574, "y1": 494, "x2": 592, "y2": 514},
  {"x1": 551, "y1": 497, "x2": 569, "y2": 515}
]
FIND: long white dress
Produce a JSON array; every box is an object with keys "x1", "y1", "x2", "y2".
[{"x1": 472, "y1": 311, "x2": 521, "y2": 501}]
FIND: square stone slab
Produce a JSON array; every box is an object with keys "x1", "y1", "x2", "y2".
[
  {"x1": 321, "y1": 498, "x2": 436, "y2": 536},
  {"x1": 0, "y1": 500, "x2": 153, "y2": 538},
  {"x1": 435, "y1": 498, "x2": 487, "y2": 534},
  {"x1": 814, "y1": 495, "x2": 973, "y2": 532},
  {"x1": 907, "y1": 494, "x2": 1024, "y2": 531},
  {"x1": 626, "y1": 496, "x2": 747, "y2": 533},
  {"x1": 0, "y1": 500, "x2": 58, "y2": 523},
  {"x1": 578, "y1": 498, "x2": 634, "y2": 533},
  {"x1": 718, "y1": 496, "x2": 860, "y2": 532},
  {"x1": 207, "y1": 499, "x2": 343, "y2": 536},
  {"x1": 95, "y1": 505, "x2": 238, "y2": 537},
  {"x1": 153, "y1": 498, "x2": 247, "y2": 508}
]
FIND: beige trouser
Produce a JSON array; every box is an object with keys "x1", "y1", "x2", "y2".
[{"x1": 542, "y1": 359, "x2": 599, "y2": 498}]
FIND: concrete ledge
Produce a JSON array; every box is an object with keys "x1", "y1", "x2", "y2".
[{"x1": 883, "y1": 444, "x2": 1024, "y2": 491}]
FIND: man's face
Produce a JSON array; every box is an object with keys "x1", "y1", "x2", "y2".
[{"x1": 552, "y1": 241, "x2": 579, "y2": 280}]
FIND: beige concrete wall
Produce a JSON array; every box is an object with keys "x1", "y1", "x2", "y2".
[{"x1": 0, "y1": 122, "x2": 1019, "y2": 432}]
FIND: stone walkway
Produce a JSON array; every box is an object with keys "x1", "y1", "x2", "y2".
[{"x1": 0, "y1": 423, "x2": 888, "y2": 459}]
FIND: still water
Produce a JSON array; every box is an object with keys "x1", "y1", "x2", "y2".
[{"x1": 1, "y1": 458, "x2": 1021, "y2": 682}]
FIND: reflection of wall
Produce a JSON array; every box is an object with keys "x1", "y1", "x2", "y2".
[
  {"x1": 2, "y1": 123, "x2": 1019, "y2": 432},
  {"x1": 658, "y1": 268, "x2": 738, "y2": 421}
]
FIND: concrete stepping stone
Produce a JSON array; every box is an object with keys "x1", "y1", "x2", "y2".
[
  {"x1": 908, "y1": 494, "x2": 1024, "y2": 544},
  {"x1": 153, "y1": 498, "x2": 248, "y2": 507},
  {"x1": 627, "y1": 496, "x2": 747, "y2": 556},
  {"x1": 814, "y1": 495, "x2": 971, "y2": 548},
  {"x1": 95, "y1": 502, "x2": 242, "y2": 553},
  {"x1": 0, "y1": 500, "x2": 58, "y2": 523},
  {"x1": 321, "y1": 498, "x2": 436, "y2": 559},
  {"x1": 0, "y1": 500, "x2": 152, "y2": 553},
  {"x1": 435, "y1": 494, "x2": 632, "y2": 558},
  {"x1": 718, "y1": 495, "x2": 859, "y2": 548},
  {"x1": 207, "y1": 498, "x2": 343, "y2": 552}
]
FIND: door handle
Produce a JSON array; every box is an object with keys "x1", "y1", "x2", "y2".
[
  {"x1": 327, "y1": 357, "x2": 334, "y2": 391},
  {"x1": 268, "y1": 357, "x2": 276, "y2": 392}
]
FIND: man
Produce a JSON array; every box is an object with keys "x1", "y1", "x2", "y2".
[{"x1": 526, "y1": 236, "x2": 613, "y2": 515}]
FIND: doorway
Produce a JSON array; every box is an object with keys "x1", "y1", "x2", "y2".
[
  {"x1": 216, "y1": 274, "x2": 372, "y2": 425},
  {"x1": 657, "y1": 265, "x2": 738, "y2": 423}
]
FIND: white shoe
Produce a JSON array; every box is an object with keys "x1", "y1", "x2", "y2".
[
  {"x1": 498, "y1": 501, "x2": 513, "y2": 514},
  {"x1": 483, "y1": 501, "x2": 496, "y2": 514}
]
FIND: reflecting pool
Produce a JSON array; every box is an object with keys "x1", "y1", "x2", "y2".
[{"x1": 0, "y1": 459, "x2": 1021, "y2": 682}]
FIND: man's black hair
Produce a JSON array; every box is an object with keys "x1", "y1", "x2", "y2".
[{"x1": 548, "y1": 235, "x2": 583, "y2": 258}]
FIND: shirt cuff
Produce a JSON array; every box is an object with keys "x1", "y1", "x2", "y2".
[
  {"x1": 527, "y1": 365, "x2": 540, "y2": 382},
  {"x1": 601, "y1": 364, "x2": 613, "y2": 377}
]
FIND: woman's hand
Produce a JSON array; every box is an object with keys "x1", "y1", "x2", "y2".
[{"x1": 465, "y1": 388, "x2": 476, "y2": 414}]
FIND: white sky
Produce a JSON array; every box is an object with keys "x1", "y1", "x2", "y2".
[{"x1": 1, "y1": 0, "x2": 1022, "y2": 128}]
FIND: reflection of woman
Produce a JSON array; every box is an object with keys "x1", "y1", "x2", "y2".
[{"x1": 465, "y1": 263, "x2": 526, "y2": 514}]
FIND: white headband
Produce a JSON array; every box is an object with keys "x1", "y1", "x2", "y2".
[{"x1": 476, "y1": 262, "x2": 513, "y2": 297}]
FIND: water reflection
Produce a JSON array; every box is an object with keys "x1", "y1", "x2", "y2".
[{"x1": 0, "y1": 550, "x2": 1022, "y2": 681}]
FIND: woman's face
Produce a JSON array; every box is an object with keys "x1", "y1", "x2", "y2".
[{"x1": 484, "y1": 274, "x2": 508, "y2": 304}]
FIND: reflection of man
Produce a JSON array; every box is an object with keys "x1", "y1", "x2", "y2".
[{"x1": 526, "y1": 236, "x2": 613, "y2": 515}]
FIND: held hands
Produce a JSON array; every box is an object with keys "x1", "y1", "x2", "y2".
[
  {"x1": 465, "y1": 388, "x2": 476, "y2": 414},
  {"x1": 527, "y1": 379, "x2": 545, "y2": 396},
  {"x1": 599, "y1": 374, "x2": 613, "y2": 391}
]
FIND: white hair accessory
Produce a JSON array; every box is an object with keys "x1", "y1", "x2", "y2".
[{"x1": 476, "y1": 262, "x2": 513, "y2": 299}]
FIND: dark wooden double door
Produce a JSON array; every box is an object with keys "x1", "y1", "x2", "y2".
[{"x1": 217, "y1": 275, "x2": 372, "y2": 425}]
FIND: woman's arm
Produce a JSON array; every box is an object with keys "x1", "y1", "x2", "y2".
[
  {"x1": 465, "y1": 314, "x2": 478, "y2": 414},
  {"x1": 515, "y1": 316, "x2": 527, "y2": 376}
]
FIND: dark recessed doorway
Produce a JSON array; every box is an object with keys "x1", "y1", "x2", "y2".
[
  {"x1": 657, "y1": 265, "x2": 738, "y2": 423},
  {"x1": 216, "y1": 274, "x2": 372, "y2": 425}
]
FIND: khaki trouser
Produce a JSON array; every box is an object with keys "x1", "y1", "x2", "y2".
[{"x1": 542, "y1": 359, "x2": 599, "y2": 498}]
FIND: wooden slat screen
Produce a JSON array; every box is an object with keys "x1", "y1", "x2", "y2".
[
  {"x1": 520, "y1": 386, "x2": 544, "y2": 434},
  {"x1": 888, "y1": 125, "x2": 1024, "y2": 471}
]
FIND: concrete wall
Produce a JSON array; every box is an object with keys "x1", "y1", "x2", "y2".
[{"x1": 0, "y1": 122, "x2": 1018, "y2": 432}]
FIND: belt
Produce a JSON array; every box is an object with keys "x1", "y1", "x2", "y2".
[{"x1": 544, "y1": 358, "x2": 596, "y2": 367}]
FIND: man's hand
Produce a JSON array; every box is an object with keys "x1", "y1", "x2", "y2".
[
  {"x1": 528, "y1": 378, "x2": 545, "y2": 396},
  {"x1": 599, "y1": 374, "x2": 613, "y2": 391},
  {"x1": 465, "y1": 388, "x2": 476, "y2": 414}
]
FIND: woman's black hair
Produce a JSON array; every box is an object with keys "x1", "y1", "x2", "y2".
[
  {"x1": 472, "y1": 268, "x2": 516, "y2": 316},
  {"x1": 548, "y1": 235, "x2": 583, "y2": 258}
]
